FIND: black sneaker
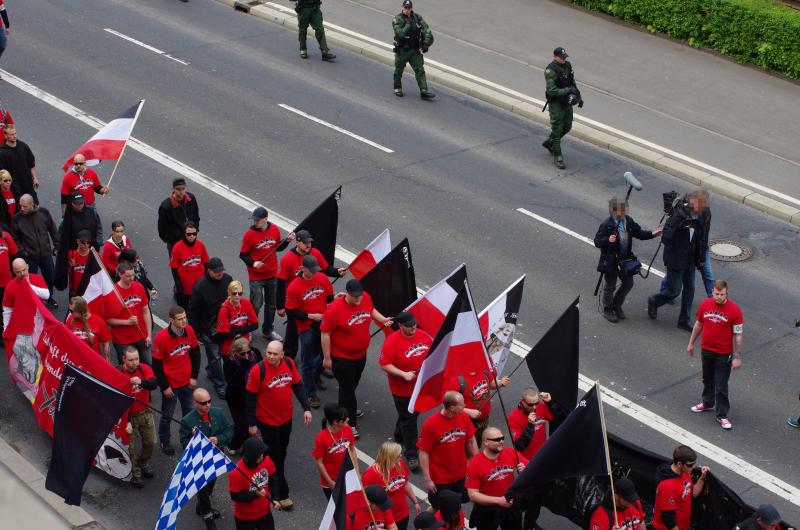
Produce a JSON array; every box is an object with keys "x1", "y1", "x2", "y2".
[
  {"x1": 196, "y1": 506, "x2": 221, "y2": 519},
  {"x1": 603, "y1": 310, "x2": 619, "y2": 323},
  {"x1": 300, "y1": 50, "x2": 308, "y2": 59},
  {"x1": 677, "y1": 321, "x2": 693, "y2": 332},
  {"x1": 647, "y1": 298, "x2": 658, "y2": 320},
  {"x1": 321, "y1": 52, "x2": 337, "y2": 61},
  {"x1": 141, "y1": 464, "x2": 154, "y2": 478},
  {"x1": 160, "y1": 442, "x2": 175, "y2": 456},
  {"x1": 420, "y1": 91, "x2": 436, "y2": 100},
  {"x1": 131, "y1": 475, "x2": 144, "y2": 489},
  {"x1": 614, "y1": 306, "x2": 626, "y2": 320},
  {"x1": 542, "y1": 139, "x2": 553, "y2": 153},
  {"x1": 46, "y1": 298, "x2": 59, "y2": 308},
  {"x1": 394, "y1": 88, "x2": 404, "y2": 97},
  {"x1": 309, "y1": 394, "x2": 321, "y2": 409},
  {"x1": 322, "y1": 369, "x2": 335, "y2": 379},
  {"x1": 355, "y1": 409, "x2": 364, "y2": 418},
  {"x1": 554, "y1": 157, "x2": 566, "y2": 169}
]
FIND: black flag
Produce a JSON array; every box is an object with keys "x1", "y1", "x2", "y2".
[
  {"x1": 46, "y1": 364, "x2": 133, "y2": 505},
  {"x1": 526, "y1": 296, "x2": 579, "y2": 412},
  {"x1": 360, "y1": 238, "x2": 417, "y2": 318},
  {"x1": 295, "y1": 186, "x2": 341, "y2": 266},
  {"x1": 506, "y1": 384, "x2": 609, "y2": 500}
]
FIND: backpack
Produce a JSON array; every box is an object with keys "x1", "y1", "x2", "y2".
[{"x1": 255, "y1": 356, "x2": 297, "y2": 384}]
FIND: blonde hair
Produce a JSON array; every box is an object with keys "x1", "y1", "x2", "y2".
[
  {"x1": 373, "y1": 441, "x2": 402, "y2": 484},
  {"x1": 230, "y1": 337, "x2": 250, "y2": 355},
  {"x1": 0, "y1": 169, "x2": 11, "y2": 182},
  {"x1": 69, "y1": 297, "x2": 94, "y2": 349},
  {"x1": 227, "y1": 280, "x2": 243, "y2": 295}
]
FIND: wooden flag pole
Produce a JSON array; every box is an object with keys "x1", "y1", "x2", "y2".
[
  {"x1": 105, "y1": 99, "x2": 145, "y2": 192},
  {"x1": 348, "y1": 451, "x2": 380, "y2": 530},
  {"x1": 596, "y1": 382, "x2": 619, "y2": 529},
  {"x1": 93, "y1": 248, "x2": 147, "y2": 341}
]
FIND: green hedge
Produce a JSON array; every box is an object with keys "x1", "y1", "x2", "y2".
[{"x1": 569, "y1": 0, "x2": 800, "y2": 78}]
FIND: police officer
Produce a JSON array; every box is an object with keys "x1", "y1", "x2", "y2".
[
  {"x1": 393, "y1": 0, "x2": 435, "y2": 99},
  {"x1": 295, "y1": 0, "x2": 336, "y2": 61},
  {"x1": 543, "y1": 47, "x2": 582, "y2": 169}
]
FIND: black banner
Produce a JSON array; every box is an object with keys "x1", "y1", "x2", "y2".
[
  {"x1": 360, "y1": 238, "x2": 417, "y2": 318},
  {"x1": 294, "y1": 186, "x2": 341, "y2": 267}
]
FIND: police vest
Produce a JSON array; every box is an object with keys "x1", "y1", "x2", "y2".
[
  {"x1": 547, "y1": 60, "x2": 575, "y2": 104},
  {"x1": 396, "y1": 14, "x2": 422, "y2": 49}
]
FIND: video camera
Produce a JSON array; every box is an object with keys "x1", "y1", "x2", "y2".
[{"x1": 663, "y1": 191, "x2": 693, "y2": 229}]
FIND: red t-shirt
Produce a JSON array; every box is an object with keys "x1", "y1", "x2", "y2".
[
  {"x1": 120, "y1": 363, "x2": 156, "y2": 414},
  {"x1": 151, "y1": 326, "x2": 199, "y2": 389},
  {"x1": 465, "y1": 447, "x2": 526, "y2": 497},
  {"x1": 348, "y1": 507, "x2": 396, "y2": 530},
  {"x1": 216, "y1": 298, "x2": 259, "y2": 356},
  {"x1": 310, "y1": 425, "x2": 355, "y2": 487},
  {"x1": 169, "y1": 239, "x2": 209, "y2": 295},
  {"x1": 361, "y1": 460, "x2": 411, "y2": 521},
  {"x1": 654, "y1": 470, "x2": 693, "y2": 530},
  {"x1": 379, "y1": 328, "x2": 432, "y2": 397},
  {"x1": 101, "y1": 236, "x2": 132, "y2": 276},
  {"x1": 68, "y1": 249, "x2": 89, "y2": 293},
  {"x1": 285, "y1": 272, "x2": 333, "y2": 333},
  {"x1": 229, "y1": 455, "x2": 277, "y2": 520},
  {"x1": 2, "y1": 274, "x2": 47, "y2": 307},
  {"x1": 588, "y1": 500, "x2": 645, "y2": 530},
  {"x1": 507, "y1": 403, "x2": 553, "y2": 460},
  {"x1": 65, "y1": 314, "x2": 111, "y2": 355},
  {"x1": 240, "y1": 224, "x2": 282, "y2": 280},
  {"x1": 61, "y1": 168, "x2": 102, "y2": 205},
  {"x1": 417, "y1": 411, "x2": 476, "y2": 484},
  {"x1": 0, "y1": 231, "x2": 18, "y2": 288},
  {"x1": 109, "y1": 281, "x2": 148, "y2": 344},
  {"x1": 245, "y1": 358, "x2": 301, "y2": 426},
  {"x1": 277, "y1": 248, "x2": 329, "y2": 290},
  {"x1": 695, "y1": 297, "x2": 744, "y2": 354},
  {"x1": 320, "y1": 292, "x2": 375, "y2": 360},
  {"x1": 0, "y1": 108, "x2": 13, "y2": 144},
  {"x1": 2, "y1": 189, "x2": 15, "y2": 216},
  {"x1": 446, "y1": 371, "x2": 493, "y2": 419}
]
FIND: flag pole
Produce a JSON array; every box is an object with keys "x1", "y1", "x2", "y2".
[
  {"x1": 105, "y1": 99, "x2": 144, "y2": 192},
  {"x1": 348, "y1": 450, "x2": 379, "y2": 529},
  {"x1": 596, "y1": 382, "x2": 619, "y2": 528},
  {"x1": 93, "y1": 248, "x2": 147, "y2": 340}
]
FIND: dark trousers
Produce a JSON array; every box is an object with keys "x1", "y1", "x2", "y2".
[
  {"x1": 428, "y1": 478, "x2": 466, "y2": 510},
  {"x1": 235, "y1": 512, "x2": 275, "y2": 530},
  {"x1": 196, "y1": 478, "x2": 216, "y2": 519},
  {"x1": 322, "y1": 487, "x2": 332, "y2": 500},
  {"x1": 396, "y1": 516, "x2": 409, "y2": 530},
  {"x1": 227, "y1": 401, "x2": 249, "y2": 451},
  {"x1": 470, "y1": 504, "x2": 523, "y2": 530},
  {"x1": 249, "y1": 278, "x2": 276, "y2": 335},
  {"x1": 200, "y1": 336, "x2": 226, "y2": 394},
  {"x1": 283, "y1": 317, "x2": 298, "y2": 359},
  {"x1": 701, "y1": 349, "x2": 733, "y2": 419},
  {"x1": 332, "y1": 356, "x2": 367, "y2": 427},
  {"x1": 392, "y1": 394, "x2": 419, "y2": 460},
  {"x1": 26, "y1": 256, "x2": 54, "y2": 296},
  {"x1": 651, "y1": 267, "x2": 695, "y2": 324},
  {"x1": 158, "y1": 385, "x2": 193, "y2": 443},
  {"x1": 257, "y1": 420, "x2": 292, "y2": 499},
  {"x1": 299, "y1": 327, "x2": 323, "y2": 397},
  {"x1": 602, "y1": 271, "x2": 634, "y2": 312}
]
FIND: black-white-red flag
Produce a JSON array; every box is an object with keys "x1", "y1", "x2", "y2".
[
  {"x1": 406, "y1": 264, "x2": 467, "y2": 338},
  {"x1": 62, "y1": 101, "x2": 144, "y2": 170},
  {"x1": 360, "y1": 238, "x2": 417, "y2": 321},
  {"x1": 478, "y1": 275, "x2": 525, "y2": 376},
  {"x1": 318, "y1": 452, "x2": 362, "y2": 530},
  {"x1": 76, "y1": 249, "x2": 124, "y2": 320},
  {"x1": 349, "y1": 229, "x2": 391, "y2": 280}
]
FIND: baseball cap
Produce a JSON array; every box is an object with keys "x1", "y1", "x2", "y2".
[
  {"x1": 402, "y1": 0, "x2": 413, "y2": 7},
  {"x1": 250, "y1": 207, "x2": 268, "y2": 220},
  {"x1": 553, "y1": 46, "x2": 569, "y2": 58},
  {"x1": 295, "y1": 229, "x2": 314, "y2": 244},
  {"x1": 346, "y1": 279, "x2": 364, "y2": 296},
  {"x1": 365, "y1": 485, "x2": 393, "y2": 511},
  {"x1": 207, "y1": 257, "x2": 225, "y2": 272},
  {"x1": 70, "y1": 192, "x2": 85, "y2": 204},
  {"x1": 395, "y1": 311, "x2": 417, "y2": 326},
  {"x1": 413, "y1": 512, "x2": 445, "y2": 530},
  {"x1": 76, "y1": 229, "x2": 92, "y2": 242},
  {"x1": 754, "y1": 504, "x2": 781, "y2": 525},
  {"x1": 302, "y1": 254, "x2": 321, "y2": 273},
  {"x1": 614, "y1": 478, "x2": 639, "y2": 504}
]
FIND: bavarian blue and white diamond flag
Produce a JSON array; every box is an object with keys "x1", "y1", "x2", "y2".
[{"x1": 155, "y1": 429, "x2": 235, "y2": 530}]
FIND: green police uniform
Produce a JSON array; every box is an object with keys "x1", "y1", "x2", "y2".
[
  {"x1": 295, "y1": 0, "x2": 334, "y2": 59},
  {"x1": 392, "y1": 11, "x2": 434, "y2": 98},
  {"x1": 544, "y1": 59, "x2": 580, "y2": 167}
]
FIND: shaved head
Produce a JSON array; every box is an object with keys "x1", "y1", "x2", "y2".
[
  {"x1": 482, "y1": 427, "x2": 502, "y2": 442},
  {"x1": 193, "y1": 388, "x2": 211, "y2": 402}
]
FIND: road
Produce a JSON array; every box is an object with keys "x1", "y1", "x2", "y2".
[{"x1": 0, "y1": 0, "x2": 799, "y2": 528}]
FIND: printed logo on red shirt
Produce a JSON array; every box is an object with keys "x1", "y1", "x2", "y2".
[
  {"x1": 486, "y1": 464, "x2": 515, "y2": 482},
  {"x1": 702, "y1": 309, "x2": 731, "y2": 324},
  {"x1": 166, "y1": 342, "x2": 192, "y2": 358},
  {"x1": 123, "y1": 294, "x2": 144, "y2": 308},
  {"x1": 73, "y1": 262, "x2": 86, "y2": 274},
  {"x1": 471, "y1": 380, "x2": 489, "y2": 399},
  {"x1": 347, "y1": 311, "x2": 371, "y2": 326},
  {"x1": 302, "y1": 286, "x2": 326, "y2": 301},
  {"x1": 439, "y1": 428, "x2": 467, "y2": 444},
  {"x1": 386, "y1": 474, "x2": 406, "y2": 493},
  {"x1": 267, "y1": 373, "x2": 294, "y2": 389},
  {"x1": 229, "y1": 314, "x2": 249, "y2": 327},
  {"x1": 73, "y1": 179, "x2": 94, "y2": 191},
  {"x1": 0, "y1": 241, "x2": 8, "y2": 255},
  {"x1": 180, "y1": 254, "x2": 203, "y2": 267},
  {"x1": 249, "y1": 468, "x2": 269, "y2": 491},
  {"x1": 255, "y1": 237, "x2": 277, "y2": 250},
  {"x1": 404, "y1": 343, "x2": 429, "y2": 359},
  {"x1": 327, "y1": 438, "x2": 350, "y2": 455}
]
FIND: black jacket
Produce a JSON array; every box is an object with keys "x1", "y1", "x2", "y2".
[
  {"x1": 594, "y1": 215, "x2": 654, "y2": 274},
  {"x1": 662, "y1": 210, "x2": 705, "y2": 272},
  {"x1": 189, "y1": 270, "x2": 232, "y2": 337},
  {"x1": 157, "y1": 192, "x2": 199, "y2": 246},
  {"x1": 223, "y1": 348, "x2": 263, "y2": 410},
  {"x1": 11, "y1": 207, "x2": 58, "y2": 260}
]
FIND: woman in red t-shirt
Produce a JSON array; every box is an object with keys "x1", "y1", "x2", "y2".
[
  {"x1": 66, "y1": 296, "x2": 112, "y2": 361},
  {"x1": 215, "y1": 280, "x2": 259, "y2": 356},
  {"x1": 101, "y1": 220, "x2": 132, "y2": 275},
  {"x1": 0, "y1": 169, "x2": 16, "y2": 225},
  {"x1": 362, "y1": 441, "x2": 420, "y2": 530},
  {"x1": 311, "y1": 403, "x2": 357, "y2": 499}
]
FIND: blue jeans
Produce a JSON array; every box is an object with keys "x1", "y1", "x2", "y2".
[
  {"x1": 200, "y1": 336, "x2": 226, "y2": 394},
  {"x1": 299, "y1": 327, "x2": 323, "y2": 397},
  {"x1": 158, "y1": 385, "x2": 193, "y2": 444},
  {"x1": 26, "y1": 256, "x2": 54, "y2": 296},
  {"x1": 249, "y1": 278, "x2": 276, "y2": 334},
  {"x1": 701, "y1": 349, "x2": 732, "y2": 419},
  {"x1": 651, "y1": 267, "x2": 695, "y2": 324},
  {"x1": 0, "y1": 29, "x2": 6, "y2": 59},
  {"x1": 660, "y1": 249, "x2": 713, "y2": 298}
]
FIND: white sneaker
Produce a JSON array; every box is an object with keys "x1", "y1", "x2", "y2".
[
  {"x1": 267, "y1": 331, "x2": 284, "y2": 341},
  {"x1": 718, "y1": 418, "x2": 732, "y2": 430}
]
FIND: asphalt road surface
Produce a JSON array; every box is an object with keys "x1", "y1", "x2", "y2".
[{"x1": 1, "y1": 0, "x2": 799, "y2": 528}]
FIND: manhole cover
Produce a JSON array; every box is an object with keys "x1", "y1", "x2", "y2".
[{"x1": 708, "y1": 239, "x2": 753, "y2": 262}]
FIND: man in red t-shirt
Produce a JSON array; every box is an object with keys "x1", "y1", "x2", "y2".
[
  {"x1": 168, "y1": 222, "x2": 208, "y2": 310},
  {"x1": 380, "y1": 311, "x2": 431, "y2": 470},
  {"x1": 119, "y1": 346, "x2": 158, "y2": 488},
  {"x1": 239, "y1": 207, "x2": 292, "y2": 342},
  {"x1": 107, "y1": 262, "x2": 153, "y2": 364},
  {"x1": 152, "y1": 305, "x2": 200, "y2": 456},
  {"x1": 466, "y1": 426, "x2": 527, "y2": 530},
  {"x1": 229, "y1": 437, "x2": 281, "y2": 528},
  {"x1": 2, "y1": 258, "x2": 49, "y2": 333},
  {"x1": 417, "y1": 391, "x2": 479, "y2": 510},
  {"x1": 653, "y1": 445, "x2": 709, "y2": 530},
  {"x1": 321, "y1": 279, "x2": 391, "y2": 437},
  {"x1": 687, "y1": 279, "x2": 744, "y2": 430},
  {"x1": 246, "y1": 340, "x2": 312, "y2": 509},
  {"x1": 59, "y1": 153, "x2": 107, "y2": 214},
  {"x1": 445, "y1": 368, "x2": 510, "y2": 445},
  {"x1": 507, "y1": 389, "x2": 554, "y2": 461},
  {"x1": 67, "y1": 230, "x2": 91, "y2": 297},
  {"x1": 348, "y1": 485, "x2": 398, "y2": 530},
  {"x1": 285, "y1": 254, "x2": 333, "y2": 409},
  {"x1": 587, "y1": 478, "x2": 645, "y2": 530}
]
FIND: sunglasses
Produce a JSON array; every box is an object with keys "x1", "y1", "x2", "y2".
[
  {"x1": 195, "y1": 399, "x2": 212, "y2": 406},
  {"x1": 74, "y1": 162, "x2": 86, "y2": 166},
  {"x1": 523, "y1": 400, "x2": 539, "y2": 407},
  {"x1": 1, "y1": 179, "x2": 11, "y2": 182},
  {"x1": 486, "y1": 436, "x2": 505, "y2": 442},
  {"x1": 185, "y1": 232, "x2": 198, "y2": 237},
  {"x1": 231, "y1": 292, "x2": 243, "y2": 296}
]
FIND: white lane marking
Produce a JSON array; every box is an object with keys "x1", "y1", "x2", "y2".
[
  {"x1": 264, "y1": 2, "x2": 800, "y2": 209},
  {"x1": 4, "y1": 68, "x2": 798, "y2": 509},
  {"x1": 103, "y1": 28, "x2": 190, "y2": 65},
  {"x1": 278, "y1": 103, "x2": 394, "y2": 154},
  {"x1": 516, "y1": 207, "x2": 666, "y2": 279}
]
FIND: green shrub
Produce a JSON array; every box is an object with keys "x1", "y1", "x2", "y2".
[{"x1": 569, "y1": 0, "x2": 800, "y2": 78}]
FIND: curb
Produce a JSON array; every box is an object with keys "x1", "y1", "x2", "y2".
[
  {"x1": 222, "y1": 0, "x2": 800, "y2": 228},
  {"x1": 0, "y1": 436, "x2": 103, "y2": 529}
]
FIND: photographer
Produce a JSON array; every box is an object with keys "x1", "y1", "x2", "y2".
[
  {"x1": 594, "y1": 197, "x2": 661, "y2": 323},
  {"x1": 648, "y1": 192, "x2": 705, "y2": 331}
]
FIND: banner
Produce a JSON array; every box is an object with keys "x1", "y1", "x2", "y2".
[{"x1": 478, "y1": 275, "x2": 525, "y2": 376}]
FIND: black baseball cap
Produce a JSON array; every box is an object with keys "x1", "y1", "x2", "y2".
[
  {"x1": 302, "y1": 254, "x2": 321, "y2": 273},
  {"x1": 70, "y1": 191, "x2": 85, "y2": 204},
  {"x1": 754, "y1": 504, "x2": 781, "y2": 525},
  {"x1": 207, "y1": 257, "x2": 225, "y2": 272},
  {"x1": 346, "y1": 279, "x2": 364, "y2": 296},
  {"x1": 295, "y1": 230, "x2": 314, "y2": 244},
  {"x1": 365, "y1": 485, "x2": 393, "y2": 511},
  {"x1": 76, "y1": 230, "x2": 92, "y2": 242},
  {"x1": 250, "y1": 207, "x2": 268, "y2": 220},
  {"x1": 553, "y1": 46, "x2": 569, "y2": 58},
  {"x1": 614, "y1": 478, "x2": 639, "y2": 504},
  {"x1": 395, "y1": 311, "x2": 417, "y2": 326},
  {"x1": 414, "y1": 512, "x2": 445, "y2": 529},
  {"x1": 402, "y1": 0, "x2": 413, "y2": 7}
]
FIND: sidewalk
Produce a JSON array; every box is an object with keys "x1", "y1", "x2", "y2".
[{"x1": 264, "y1": 0, "x2": 800, "y2": 213}]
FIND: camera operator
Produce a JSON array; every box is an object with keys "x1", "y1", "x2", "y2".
[
  {"x1": 595, "y1": 197, "x2": 662, "y2": 323},
  {"x1": 648, "y1": 191, "x2": 706, "y2": 331}
]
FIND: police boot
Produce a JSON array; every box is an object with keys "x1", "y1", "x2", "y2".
[
  {"x1": 394, "y1": 88, "x2": 404, "y2": 97},
  {"x1": 420, "y1": 90, "x2": 436, "y2": 100},
  {"x1": 321, "y1": 51, "x2": 337, "y2": 61},
  {"x1": 300, "y1": 49, "x2": 308, "y2": 59},
  {"x1": 542, "y1": 138, "x2": 553, "y2": 153},
  {"x1": 554, "y1": 156, "x2": 566, "y2": 169}
]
